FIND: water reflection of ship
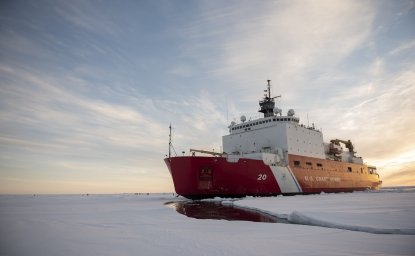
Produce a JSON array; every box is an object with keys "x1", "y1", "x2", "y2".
[{"x1": 168, "y1": 201, "x2": 280, "y2": 223}]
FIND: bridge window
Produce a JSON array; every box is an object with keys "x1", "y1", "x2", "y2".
[
  {"x1": 294, "y1": 160, "x2": 301, "y2": 166},
  {"x1": 317, "y1": 163, "x2": 323, "y2": 167},
  {"x1": 347, "y1": 167, "x2": 352, "y2": 172}
]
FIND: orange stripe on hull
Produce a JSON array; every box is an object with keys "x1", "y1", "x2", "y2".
[{"x1": 288, "y1": 154, "x2": 382, "y2": 192}]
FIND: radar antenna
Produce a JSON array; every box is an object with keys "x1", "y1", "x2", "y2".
[{"x1": 259, "y1": 80, "x2": 281, "y2": 118}]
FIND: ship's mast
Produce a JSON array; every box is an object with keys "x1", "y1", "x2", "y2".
[
  {"x1": 259, "y1": 80, "x2": 281, "y2": 118},
  {"x1": 267, "y1": 79, "x2": 271, "y2": 99},
  {"x1": 168, "y1": 124, "x2": 172, "y2": 160},
  {"x1": 168, "y1": 124, "x2": 177, "y2": 160}
]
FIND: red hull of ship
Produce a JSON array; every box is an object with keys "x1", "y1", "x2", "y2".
[
  {"x1": 165, "y1": 155, "x2": 382, "y2": 199},
  {"x1": 165, "y1": 156, "x2": 281, "y2": 199}
]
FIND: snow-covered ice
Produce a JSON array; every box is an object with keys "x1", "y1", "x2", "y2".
[
  {"x1": 235, "y1": 189, "x2": 415, "y2": 235},
  {"x1": 1, "y1": 189, "x2": 414, "y2": 256}
]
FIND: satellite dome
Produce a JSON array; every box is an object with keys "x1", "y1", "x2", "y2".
[
  {"x1": 240, "y1": 115, "x2": 246, "y2": 122},
  {"x1": 287, "y1": 109, "x2": 295, "y2": 116},
  {"x1": 273, "y1": 107, "x2": 282, "y2": 115}
]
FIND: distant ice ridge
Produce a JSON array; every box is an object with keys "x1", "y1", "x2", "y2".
[
  {"x1": 288, "y1": 211, "x2": 415, "y2": 235},
  {"x1": 377, "y1": 186, "x2": 415, "y2": 193}
]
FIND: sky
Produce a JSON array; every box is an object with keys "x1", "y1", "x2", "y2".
[{"x1": 0, "y1": 0, "x2": 414, "y2": 194}]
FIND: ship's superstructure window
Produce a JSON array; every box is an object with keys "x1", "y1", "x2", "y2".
[
  {"x1": 230, "y1": 115, "x2": 305, "y2": 133},
  {"x1": 306, "y1": 162, "x2": 312, "y2": 166},
  {"x1": 294, "y1": 160, "x2": 300, "y2": 166},
  {"x1": 368, "y1": 166, "x2": 377, "y2": 174},
  {"x1": 347, "y1": 167, "x2": 352, "y2": 172}
]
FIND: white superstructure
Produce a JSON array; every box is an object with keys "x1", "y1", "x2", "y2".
[
  {"x1": 223, "y1": 115, "x2": 325, "y2": 159},
  {"x1": 222, "y1": 80, "x2": 363, "y2": 165}
]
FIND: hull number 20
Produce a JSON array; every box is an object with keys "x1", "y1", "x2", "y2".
[{"x1": 257, "y1": 174, "x2": 267, "y2": 181}]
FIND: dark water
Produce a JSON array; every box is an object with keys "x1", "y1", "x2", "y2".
[{"x1": 166, "y1": 201, "x2": 289, "y2": 223}]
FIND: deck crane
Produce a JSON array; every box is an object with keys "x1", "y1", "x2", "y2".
[{"x1": 330, "y1": 139, "x2": 355, "y2": 154}]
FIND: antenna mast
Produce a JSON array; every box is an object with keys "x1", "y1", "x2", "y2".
[
  {"x1": 259, "y1": 80, "x2": 281, "y2": 118},
  {"x1": 168, "y1": 124, "x2": 172, "y2": 160},
  {"x1": 168, "y1": 124, "x2": 178, "y2": 160}
]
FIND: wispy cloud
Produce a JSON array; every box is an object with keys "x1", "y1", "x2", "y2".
[
  {"x1": 221, "y1": 1, "x2": 373, "y2": 74},
  {"x1": 382, "y1": 164, "x2": 415, "y2": 186},
  {"x1": 54, "y1": 1, "x2": 121, "y2": 36},
  {"x1": 389, "y1": 40, "x2": 415, "y2": 56},
  {"x1": 0, "y1": 65, "x2": 168, "y2": 149},
  {"x1": 303, "y1": 68, "x2": 415, "y2": 186},
  {"x1": 176, "y1": 1, "x2": 375, "y2": 92},
  {"x1": 0, "y1": 66, "x2": 176, "y2": 192}
]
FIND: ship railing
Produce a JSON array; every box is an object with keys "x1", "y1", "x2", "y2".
[{"x1": 189, "y1": 148, "x2": 225, "y2": 157}]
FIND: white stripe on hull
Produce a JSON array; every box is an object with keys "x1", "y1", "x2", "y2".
[{"x1": 270, "y1": 165, "x2": 302, "y2": 193}]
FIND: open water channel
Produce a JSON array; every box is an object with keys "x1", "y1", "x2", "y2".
[{"x1": 165, "y1": 200, "x2": 289, "y2": 223}]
